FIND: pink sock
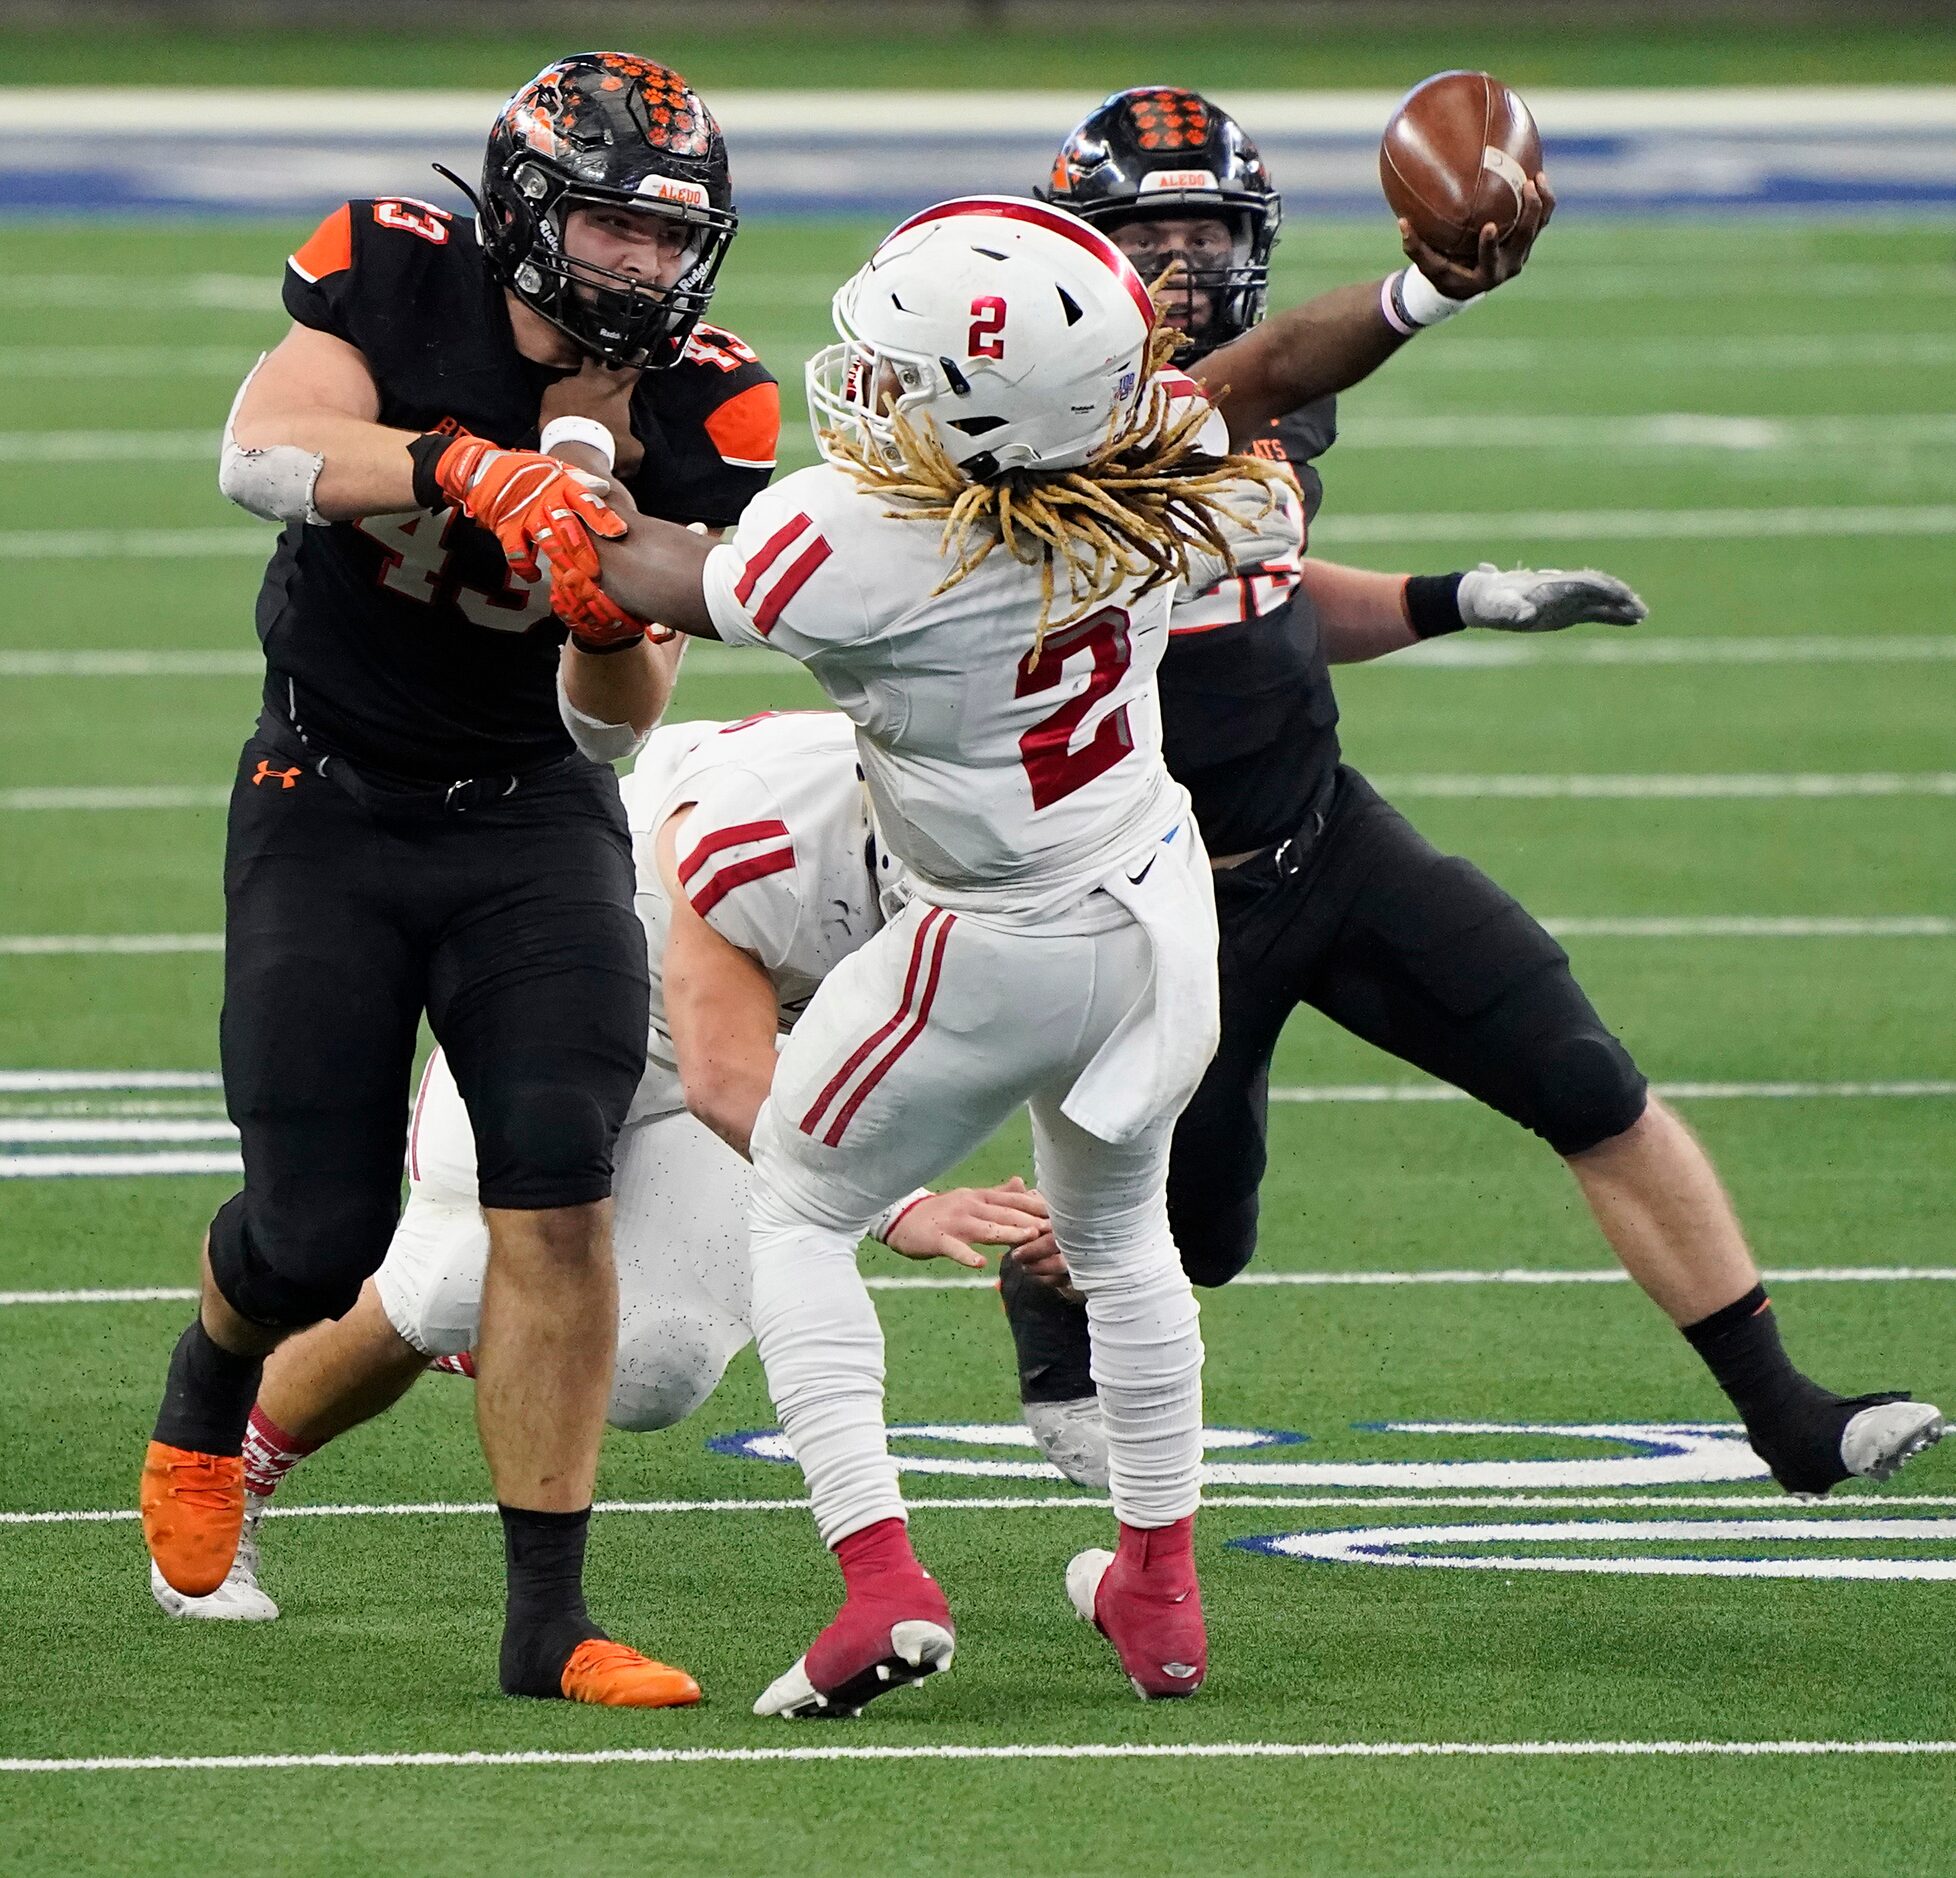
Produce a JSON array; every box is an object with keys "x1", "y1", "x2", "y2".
[
  {"x1": 241, "y1": 1404, "x2": 317, "y2": 1500},
  {"x1": 834, "y1": 1517, "x2": 925, "y2": 1594}
]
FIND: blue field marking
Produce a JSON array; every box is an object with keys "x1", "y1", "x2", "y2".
[{"x1": 3, "y1": 105, "x2": 1953, "y2": 219}]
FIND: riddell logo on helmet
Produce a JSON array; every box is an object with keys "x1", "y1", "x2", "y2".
[
  {"x1": 636, "y1": 175, "x2": 711, "y2": 208},
  {"x1": 1139, "y1": 169, "x2": 1221, "y2": 193}
]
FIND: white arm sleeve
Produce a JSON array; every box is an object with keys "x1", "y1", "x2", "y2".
[{"x1": 555, "y1": 662, "x2": 653, "y2": 766}]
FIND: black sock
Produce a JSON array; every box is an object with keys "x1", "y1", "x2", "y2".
[
  {"x1": 998, "y1": 1255, "x2": 1095, "y2": 1404},
  {"x1": 1681, "y1": 1284, "x2": 1887, "y2": 1492},
  {"x1": 151, "y1": 1319, "x2": 264, "y2": 1456},
  {"x1": 497, "y1": 1504, "x2": 605, "y2": 1699}
]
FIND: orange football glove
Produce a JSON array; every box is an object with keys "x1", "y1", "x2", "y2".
[
  {"x1": 550, "y1": 560, "x2": 660, "y2": 649},
  {"x1": 429, "y1": 433, "x2": 625, "y2": 584}
]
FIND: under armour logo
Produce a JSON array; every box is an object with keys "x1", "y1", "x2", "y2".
[{"x1": 251, "y1": 760, "x2": 301, "y2": 789}]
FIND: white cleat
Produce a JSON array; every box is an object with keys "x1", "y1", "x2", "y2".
[
  {"x1": 1025, "y1": 1396, "x2": 1110, "y2": 1491},
  {"x1": 753, "y1": 1621, "x2": 956, "y2": 1720},
  {"x1": 1066, "y1": 1547, "x2": 1115, "y2": 1625},
  {"x1": 149, "y1": 1492, "x2": 277, "y2": 1622},
  {"x1": 1842, "y1": 1399, "x2": 1946, "y2": 1482}
]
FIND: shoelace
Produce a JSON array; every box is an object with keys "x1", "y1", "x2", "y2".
[{"x1": 161, "y1": 1454, "x2": 240, "y2": 1513}]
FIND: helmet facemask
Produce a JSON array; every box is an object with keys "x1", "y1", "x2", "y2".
[
  {"x1": 489, "y1": 156, "x2": 736, "y2": 370},
  {"x1": 1105, "y1": 205, "x2": 1269, "y2": 357}
]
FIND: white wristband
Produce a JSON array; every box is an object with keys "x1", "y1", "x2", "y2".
[
  {"x1": 1380, "y1": 265, "x2": 1485, "y2": 336},
  {"x1": 871, "y1": 1189, "x2": 934, "y2": 1247},
  {"x1": 538, "y1": 416, "x2": 617, "y2": 471}
]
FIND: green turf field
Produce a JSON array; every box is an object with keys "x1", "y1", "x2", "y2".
[{"x1": 2, "y1": 209, "x2": 1954, "y2": 1873}]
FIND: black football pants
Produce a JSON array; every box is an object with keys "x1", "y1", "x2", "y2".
[
  {"x1": 206, "y1": 719, "x2": 649, "y2": 1328},
  {"x1": 1164, "y1": 764, "x2": 1650, "y2": 1291}
]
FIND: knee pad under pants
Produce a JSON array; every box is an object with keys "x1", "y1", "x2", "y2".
[{"x1": 206, "y1": 1183, "x2": 398, "y2": 1330}]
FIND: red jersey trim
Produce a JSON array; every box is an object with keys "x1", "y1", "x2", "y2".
[{"x1": 689, "y1": 845, "x2": 796, "y2": 919}]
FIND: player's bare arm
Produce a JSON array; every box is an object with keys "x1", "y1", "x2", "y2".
[
  {"x1": 558, "y1": 470, "x2": 721, "y2": 638},
  {"x1": 657, "y1": 806, "x2": 781, "y2": 1157},
  {"x1": 541, "y1": 434, "x2": 683, "y2": 754},
  {"x1": 654, "y1": 805, "x2": 1046, "y2": 1269},
  {"x1": 222, "y1": 323, "x2": 418, "y2": 519},
  {"x1": 1302, "y1": 555, "x2": 1646, "y2": 665},
  {"x1": 1191, "y1": 175, "x2": 1552, "y2": 444}
]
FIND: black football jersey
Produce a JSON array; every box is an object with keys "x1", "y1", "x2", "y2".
[
  {"x1": 257, "y1": 197, "x2": 781, "y2": 780},
  {"x1": 1159, "y1": 396, "x2": 1340, "y2": 856}
]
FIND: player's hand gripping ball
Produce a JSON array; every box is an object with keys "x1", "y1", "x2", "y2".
[
  {"x1": 431, "y1": 434, "x2": 627, "y2": 585},
  {"x1": 1382, "y1": 71, "x2": 1552, "y2": 296}
]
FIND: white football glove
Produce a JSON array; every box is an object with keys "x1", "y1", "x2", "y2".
[{"x1": 1456, "y1": 562, "x2": 1647, "y2": 633}]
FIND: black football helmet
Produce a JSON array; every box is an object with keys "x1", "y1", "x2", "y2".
[
  {"x1": 476, "y1": 52, "x2": 738, "y2": 370},
  {"x1": 1036, "y1": 87, "x2": 1280, "y2": 359}
]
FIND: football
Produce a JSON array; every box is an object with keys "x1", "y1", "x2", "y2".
[{"x1": 1379, "y1": 70, "x2": 1543, "y2": 260}]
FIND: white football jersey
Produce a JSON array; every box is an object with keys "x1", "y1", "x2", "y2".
[
  {"x1": 619, "y1": 712, "x2": 888, "y2": 1086},
  {"x1": 703, "y1": 388, "x2": 1235, "y2": 920}
]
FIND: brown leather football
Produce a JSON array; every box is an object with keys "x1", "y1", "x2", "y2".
[{"x1": 1380, "y1": 71, "x2": 1542, "y2": 261}]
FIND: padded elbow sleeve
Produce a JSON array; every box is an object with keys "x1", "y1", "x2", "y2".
[
  {"x1": 556, "y1": 664, "x2": 652, "y2": 765},
  {"x1": 217, "y1": 355, "x2": 327, "y2": 525}
]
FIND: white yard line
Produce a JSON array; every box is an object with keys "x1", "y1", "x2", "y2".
[
  {"x1": 8, "y1": 636, "x2": 1956, "y2": 679},
  {"x1": 10, "y1": 263, "x2": 1956, "y2": 309},
  {"x1": 1395, "y1": 635, "x2": 1956, "y2": 670},
  {"x1": 6, "y1": 1266, "x2": 1953, "y2": 1307},
  {"x1": 13, "y1": 773, "x2": 1956, "y2": 812},
  {"x1": 6, "y1": 917, "x2": 1948, "y2": 954},
  {"x1": 0, "y1": 529, "x2": 268, "y2": 559},
  {"x1": 1401, "y1": 333, "x2": 1956, "y2": 373},
  {"x1": 4, "y1": 1082, "x2": 1951, "y2": 1175},
  {"x1": 8, "y1": 1737, "x2": 1956, "y2": 1775},
  {"x1": 14, "y1": 333, "x2": 1929, "y2": 380},
  {"x1": 0, "y1": 429, "x2": 218, "y2": 459},
  {"x1": 0, "y1": 1071, "x2": 221, "y2": 1091},
  {"x1": 0, "y1": 647, "x2": 778, "y2": 678},
  {"x1": 0, "y1": 935, "x2": 224, "y2": 954},
  {"x1": 5, "y1": 505, "x2": 1952, "y2": 563},
  {"x1": 1270, "y1": 1079, "x2": 1956, "y2": 1102},
  {"x1": 0, "y1": 1152, "x2": 242, "y2": 1178},
  {"x1": 9, "y1": 415, "x2": 1956, "y2": 459},
  {"x1": 1315, "y1": 505, "x2": 1956, "y2": 545},
  {"x1": 0, "y1": 1120, "x2": 236, "y2": 1143},
  {"x1": 6, "y1": 1492, "x2": 1953, "y2": 1528},
  {"x1": 1335, "y1": 413, "x2": 1956, "y2": 450},
  {"x1": 1369, "y1": 773, "x2": 1956, "y2": 799}
]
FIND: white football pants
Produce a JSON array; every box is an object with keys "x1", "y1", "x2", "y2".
[
  {"x1": 374, "y1": 1052, "x2": 752, "y2": 1432},
  {"x1": 749, "y1": 892, "x2": 1208, "y2": 1547}
]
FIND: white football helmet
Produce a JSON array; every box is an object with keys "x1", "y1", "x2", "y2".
[{"x1": 806, "y1": 194, "x2": 1158, "y2": 479}]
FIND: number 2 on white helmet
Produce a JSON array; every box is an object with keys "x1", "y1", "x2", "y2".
[{"x1": 805, "y1": 195, "x2": 1159, "y2": 481}]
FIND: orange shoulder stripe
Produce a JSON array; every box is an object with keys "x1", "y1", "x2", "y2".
[
  {"x1": 288, "y1": 204, "x2": 354, "y2": 284},
  {"x1": 703, "y1": 380, "x2": 781, "y2": 470}
]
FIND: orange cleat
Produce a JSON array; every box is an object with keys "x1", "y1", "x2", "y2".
[
  {"x1": 140, "y1": 1441, "x2": 245, "y2": 1598},
  {"x1": 560, "y1": 1639, "x2": 702, "y2": 1709}
]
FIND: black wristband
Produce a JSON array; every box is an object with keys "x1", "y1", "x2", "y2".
[
  {"x1": 407, "y1": 431, "x2": 455, "y2": 512},
  {"x1": 1402, "y1": 571, "x2": 1467, "y2": 639},
  {"x1": 570, "y1": 631, "x2": 647, "y2": 656}
]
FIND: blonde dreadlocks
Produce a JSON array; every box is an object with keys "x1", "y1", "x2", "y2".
[{"x1": 821, "y1": 326, "x2": 1290, "y2": 665}]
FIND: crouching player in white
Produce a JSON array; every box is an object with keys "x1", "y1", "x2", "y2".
[
  {"x1": 541, "y1": 197, "x2": 1290, "y2": 1710},
  {"x1": 152, "y1": 708, "x2": 1050, "y2": 1630}
]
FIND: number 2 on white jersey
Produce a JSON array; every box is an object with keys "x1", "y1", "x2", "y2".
[{"x1": 1014, "y1": 606, "x2": 1135, "y2": 811}]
